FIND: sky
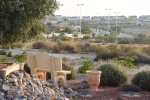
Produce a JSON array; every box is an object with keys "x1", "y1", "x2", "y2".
[{"x1": 55, "y1": 0, "x2": 150, "y2": 17}]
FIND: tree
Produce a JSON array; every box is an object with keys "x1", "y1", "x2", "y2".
[
  {"x1": 63, "y1": 26, "x2": 73, "y2": 34},
  {"x1": 0, "y1": 0, "x2": 59, "y2": 48},
  {"x1": 81, "y1": 22, "x2": 91, "y2": 34},
  {"x1": 110, "y1": 26, "x2": 121, "y2": 37}
]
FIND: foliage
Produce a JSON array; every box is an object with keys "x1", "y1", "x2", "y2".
[
  {"x1": 95, "y1": 44, "x2": 122, "y2": 60},
  {"x1": 142, "y1": 46, "x2": 150, "y2": 56},
  {"x1": 96, "y1": 36, "x2": 117, "y2": 43},
  {"x1": 62, "y1": 63, "x2": 76, "y2": 80},
  {"x1": 7, "y1": 51, "x2": 12, "y2": 57},
  {"x1": 117, "y1": 56, "x2": 135, "y2": 68},
  {"x1": 81, "y1": 22, "x2": 91, "y2": 34},
  {"x1": 82, "y1": 35, "x2": 91, "y2": 40},
  {"x1": 0, "y1": 0, "x2": 59, "y2": 47},
  {"x1": 13, "y1": 52, "x2": 27, "y2": 62},
  {"x1": 132, "y1": 71, "x2": 150, "y2": 91},
  {"x1": 118, "y1": 38, "x2": 132, "y2": 44},
  {"x1": 78, "y1": 56, "x2": 94, "y2": 73},
  {"x1": 52, "y1": 42, "x2": 74, "y2": 53},
  {"x1": 97, "y1": 64, "x2": 128, "y2": 86},
  {"x1": 32, "y1": 41, "x2": 45, "y2": 49},
  {"x1": 119, "y1": 84, "x2": 142, "y2": 92},
  {"x1": 11, "y1": 42, "x2": 24, "y2": 48},
  {"x1": 58, "y1": 33, "x2": 71, "y2": 41},
  {"x1": 0, "y1": 50, "x2": 7, "y2": 55},
  {"x1": 0, "y1": 56, "x2": 10, "y2": 62},
  {"x1": 109, "y1": 26, "x2": 121, "y2": 36},
  {"x1": 63, "y1": 26, "x2": 73, "y2": 34}
]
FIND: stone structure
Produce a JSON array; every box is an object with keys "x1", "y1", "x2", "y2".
[
  {"x1": 0, "y1": 63, "x2": 24, "y2": 77},
  {"x1": 27, "y1": 52, "x2": 71, "y2": 86}
]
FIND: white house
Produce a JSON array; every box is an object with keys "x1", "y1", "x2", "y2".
[
  {"x1": 82, "y1": 16, "x2": 91, "y2": 21},
  {"x1": 55, "y1": 15, "x2": 64, "y2": 22},
  {"x1": 68, "y1": 16, "x2": 80, "y2": 21}
]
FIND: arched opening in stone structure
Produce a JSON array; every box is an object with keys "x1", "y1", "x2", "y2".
[
  {"x1": 37, "y1": 74, "x2": 44, "y2": 80},
  {"x1": 46, "y1": 72, "x2": 51, "y2": 80},
  {"x1": 57, "y1": 78, "x2": 65, "y2": 86}
]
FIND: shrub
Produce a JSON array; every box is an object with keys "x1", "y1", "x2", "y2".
[
  {"x1": 97, "y1": 64, "x2": 128, "y2": 86},
  {"x1": 0, "y1": 56, "x2": 10, "y2": 62},
  {"x1": 13, "y1": 52, "x2": 27, "y2": 62},
  {"x1": 32, "y1": 41, "x2": 45, "y2": 49},
  {"x1": 118, "y1": 38, "x2": 132, "y2": 44},
  {"x1": 7, "y1": 51, "x2": 12, "y2": 57},
  {"x1": 0, "y1": 50, "x2": 7, "y2": 55},
  {"x1": 78, "y1": 56, "x2": 94, "y2": 73},
  {"x1": 118, "y1": 56, "x2": 135, "y2": 68},
  {"x1": 52, "y1": 42, "x2": 74, "y2": 53},
  {"x1": 62, "y1": 63, "x2": 76, "y2": 80},
  {"x1": 119, "y1": 84, "x2": 142, "y2": 92},
  {"x1": 95, "y1": 44, "x2": 122, "y2": 60},
  {"x1": 142, "y1": 46, "x2": 150, "y2": 56},
  {"x1": 132, "y1": 71, "x2": 150, "y2": 90},
  {"x1": 11, "y1": 42, "x2": 24, "y2": 48}
]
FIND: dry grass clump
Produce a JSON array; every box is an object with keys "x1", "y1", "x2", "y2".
[
  {"x1": 95, "y1": 44, "x2": 123, "y2": 60},
  {"x1": 52, "y1": 42, "x2": 75, "y2": 53},
  {"x1": 32, "y1": 41, "x2": 56, "y2": 50},
  {"x1": 11, "y1": 42, "x2": 24, "y2": 48}
]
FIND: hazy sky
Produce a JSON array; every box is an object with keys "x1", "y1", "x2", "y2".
[{"x1": 55, "y1": 0, "x2": 150, "y2": 17}]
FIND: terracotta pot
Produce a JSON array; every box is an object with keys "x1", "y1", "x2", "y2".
[{"x1": 86, "y1": 70, "x2": 102, "y2": 91}]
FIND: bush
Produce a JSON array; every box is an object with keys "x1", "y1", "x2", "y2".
[
  {"x1": 119, "y1": 84, "x2": 142, "y2": 92},
  {"x1": 118, "y1": 56, "x2": 135, "y2": 68},
  {"x1": 0, "y1": 56, "x2": 10, "y2": 62},
  {"x1": 95, "y1": 44, "x2": 122, "y2": 60},
  {"x1": 62, "y1": 63, "x2": 76, "y2": 80},
  {"x1": 7, "y1": 51, "x2": 12, "y2": 57},
  {"x1": 32, "y1": 41, "x2": 45, "y2": 49},
  {"x1": 97, "y1": 64, "x2": 128, "y2": 86},
  {"x1": 132, "y1": 71, "x2": 150, "y2": 91},
  {"x1": 0, "y1": 50, "x2": 7, "y2": 55},
  {"x1": 11, "y1": 42, "x2": 24, "y2": 48},
  {"x1": 13, "y1": 52, "x2": 27, "y2": 62},
  {"x1": 52, "y1": 42, "x2": 74, "y2": 53},
  {"x1": 78, "y1": 56, "x2": 94, "y2": 73}
]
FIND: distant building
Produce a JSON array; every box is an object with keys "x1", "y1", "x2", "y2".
[
  {"x1": 128, "y1": 16, "x2": 137, "y2": 20},
  {"x1": 128, "y1": 16, "x2": 137, "y2": 25},
  {"x1": 82, "y1": 16, "x2": 91, "y2": 21},
  {"x1": 43, "y1": 15, "x2": 57, "y2": 24},
  {"x1": 55, "y1": 15, "x2": 64, "y2": 22},
  {"x1": 91, "y1": 16, "x2": 102, "y2": 21},
  {"x1": 68, "y1": 16, "x2": 80, "y2": 21}
]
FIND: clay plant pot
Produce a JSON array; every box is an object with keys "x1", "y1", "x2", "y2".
[{"x1": 86, "y1": 70, "x2": 102, "y2": 91}]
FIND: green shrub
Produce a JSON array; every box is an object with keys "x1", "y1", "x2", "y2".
[
  {"x1": 13, "y1": 52, "x2": 27, "y2": 62},
  {"x1": 78, "y1": 56, "x2": 94, "y2": 73},
  {"x1": 132, "y1": 71, "x2": 150, "y2": 91},
  {"x1": 0, "y1": 56, "x2": 10, "y2": 62},
  {"x1": 97, "y1": 64, "x2": 128, "y2": 86},
  {"x1": 0, "y1": 50, "x2": 7, "y2": 55},
  {"x1": 7, "y1": 51, "x2": 12, "y2": 57},
  {"x1": 62, "y1": 63, "x2": 76, "y2": 80},
  {"x1": 119, "y1": 84, "x2": 142, "y2": 92},
  {"x1": 117, "y1": 56, "x2": 135, "y2": 68}
]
